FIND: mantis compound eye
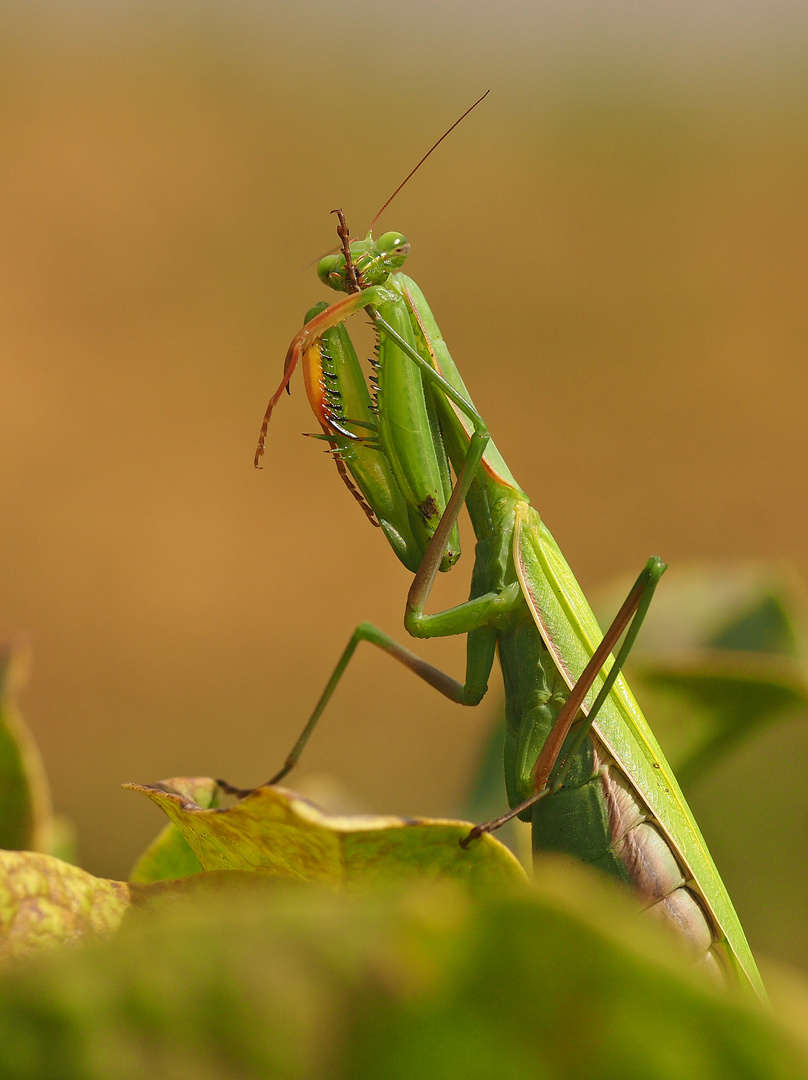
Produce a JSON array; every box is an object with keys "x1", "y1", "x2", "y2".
[
  {"x1": 376, "y1": 232, "x2": 410, "y2": 264},
  {"x1": 316, "y1": 253, "x2": 344, "y2": 290}
]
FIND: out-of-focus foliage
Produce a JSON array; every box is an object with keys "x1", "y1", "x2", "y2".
[
  {"x1": 0, "y1": 644, "x2": 51, "y2": 853},
  {"x1": 0, "y1": 850, "x2": 130, "y2": 962},
  {"x1": 631, "y1": 565, "x2": 808, "y2": 785},
  {"x1": 2, "y1": 867, "x2": 807, "y2": 1080},
  {"x1": 0, "y1": 642, "x2": 74, "y2": 863},
  {"x1": 2, "y1": 568, "x2": 808, "y2": 1070}
]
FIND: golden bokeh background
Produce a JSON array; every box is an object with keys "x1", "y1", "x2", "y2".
[{"x1": 2, "y1": 3, "x2": 808, "y2": 970}]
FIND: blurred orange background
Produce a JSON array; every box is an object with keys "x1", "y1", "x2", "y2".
[{"x1": 2, "y1": 2, "x2": 807, "y2": 970}]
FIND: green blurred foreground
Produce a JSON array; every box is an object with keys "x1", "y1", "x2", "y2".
[
  {"x1": 2, "y1": 873, "x2": 807, "y2": 1080},
  {"x1": 2, "y1": 561, "x2": 808, "y2": 1076}
]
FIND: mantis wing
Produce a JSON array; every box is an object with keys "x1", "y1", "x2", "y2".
[{"x1": 513, "y1": 501, "x2": 765, "y2": 998}]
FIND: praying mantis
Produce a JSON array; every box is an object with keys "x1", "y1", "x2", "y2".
[{"x1": 252, "y1": 126, "x2": 764, "y2": 999}]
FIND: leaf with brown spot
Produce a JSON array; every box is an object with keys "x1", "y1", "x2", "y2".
[
  {"x1": 127, "y1": 780, "x2": 527, "y2": 891},
  {"x1": 129, "y1": 776, "x2": 220, "y2": 884},
  {"x1": 0, "y1": 850, "x2": 131, "y2": 961}
]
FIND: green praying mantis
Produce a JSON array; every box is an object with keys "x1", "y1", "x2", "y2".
[{"x1": 252, "y1": 135, "x2": 765, "y2": 1000}]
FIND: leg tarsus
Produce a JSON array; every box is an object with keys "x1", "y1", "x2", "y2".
[
  {"x1": 216, "y1": 777, "x2": 257, "y2": 800},
  {"x1": 460, "y1": 786, "x2": 551, "y2": 849}
]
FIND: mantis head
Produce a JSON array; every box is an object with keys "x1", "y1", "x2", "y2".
[{"x1": 318, "y1": 232, "x2": 410, "y2": 292}]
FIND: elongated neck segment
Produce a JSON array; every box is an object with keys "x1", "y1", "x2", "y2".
[{"x1": 386, "y1": 270, "x2": 524, "y2": 499}]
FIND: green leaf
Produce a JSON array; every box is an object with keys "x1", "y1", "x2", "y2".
[
  {"x1": 708, "y1": 589, "x2": 801, "y2": 657},
  {"x1": 1, "y1": 781, "x2": 525, "y2": 958},
  {"x1": 128, "y1": 776, "x2": 220, "y2": 884},
  {"x1": 0, "y1": 850, "x2": 131, "y2": 962},
  {"x1": 0, "y1": 843, "x2": 281, "y2": 959},
  {"x1": 0, "y1": 644, "x2": 53, "y2": 852},
  {"x1": 127, "y1": 779, "x2": 527, "y2": 891},
  {"x1": 638, "y1": 651, "x2": 808, "y2": 784},
  {"x1": 0, "y1": 864, "x2": 804, "y2": 1079},
  {"x1": 619, "y1": 564, "x2": 807, "y2": 659}
]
